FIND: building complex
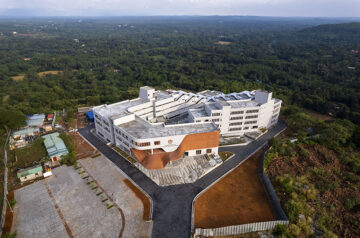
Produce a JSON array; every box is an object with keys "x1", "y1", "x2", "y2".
[{"x1": 93, "y1": 86, "x2": 281, "y2": 169}]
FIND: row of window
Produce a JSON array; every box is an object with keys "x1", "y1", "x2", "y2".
[
  {"x1": 246, "y1": 109, "x2": 259, "y2": 113},
  {"x1": 229, "y1": 122, "x2": 242, "y2": 126},
  {"x1": 212, "y1": 113, "x2": 221, "y2": 117},
  {"x1": 196, "y1": 148, "x2": 212, "y2": 154},
  {"x1": 103, "y1": 120, "x2": 110, "y2": 127},
  {"x1": 115, "y1": 127, "x2": 162, "y2": 147},
  {"x1": 134, "y1": 142, "x2": 151, "y2": 147},
  {"x1": 230, "y1": 116, "x2": 243, "y2": 120},
  {"x1": 212, "y1": 118, "x2": 220, "y2": 122},
  {"x1": 245, "y1": 115, "x2": 258, "y2": 119},
  {"x1": 230, "y1": 110, "x2": 244, "y2": 115},
  {"x1": 104, "y1": 126, "x2": 110, "y2": 133},
  {"x1": 229, "y1": 125, "x2": 258, "y2": 131},
  {"x1": 244, "y1": 120, "x2": 257, "y2": 125}
]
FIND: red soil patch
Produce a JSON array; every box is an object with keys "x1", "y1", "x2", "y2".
[
  {"x1": 194, "y1": 150, "x2": 274, "y2": 228},
  {"x1": 71, "y1": 133, "x2": 98, "y2": 159},
  {"x1": 123, "y1": 179, "x2": 151, "y2": 221},
  {"x1": 2, "y1": 191, "x2": 14, "y2": 234}
]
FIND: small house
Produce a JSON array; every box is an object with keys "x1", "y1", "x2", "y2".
[
  {"x1": 17, "y1": 165, "x2": 43, "y2": 183},
  {"x1": 43, "y1": 125, "x2": 52, "y2": 132},
  {"x1": 43, "y1": 164, "x2": 52, "y2": 178},
  {"x1": 47, "y1": 114, "x2": 54, "y2": 121},
  {"x1": 42, "y1": 132, "x2": 69, "y2": 162}
]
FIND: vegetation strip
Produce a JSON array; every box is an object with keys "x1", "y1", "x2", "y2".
[
  {"x1": 43, "y1": 180, "x2": 74, "y2": 238},
  {"x1": 76, "y1": 165, "x2": 125, "y2": 238}
]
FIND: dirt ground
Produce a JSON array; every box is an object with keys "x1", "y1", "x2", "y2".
[
  {"x1": 71, "y1": 132, "x2": 98, "y2": 159},
  {"x1": 304, "y1": 109, "x2": 332, "y2": 121},
  {"x1": 123, "y1": 179, "x2": 151, "y2": 221},
  {"x1": 194, "y1": 150, "x2": 274, "y2": 228},
  {"x1": 2, "y1": 191, "x2": 14, "y2": 235}
]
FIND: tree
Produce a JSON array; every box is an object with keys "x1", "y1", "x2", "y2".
[{"x1": 0, "y1": 110, "x2": 26, "y2": 131}]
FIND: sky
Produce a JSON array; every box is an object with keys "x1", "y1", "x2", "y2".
[{"x1": 0, "y1": 0, "x2": 359, "y2": 17}]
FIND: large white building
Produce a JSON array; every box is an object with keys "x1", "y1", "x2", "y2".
[{"x1": 93, "y1": 86, "x2": 281, "y2": 169}]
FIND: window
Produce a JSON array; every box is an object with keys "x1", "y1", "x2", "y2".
[
  {"x1": 245, "y1": 115, "x2": 258, "y2": 119},
  {"x1": 135, "y1": 142, "x2": 150, "y2": 147},
  {"x1": 212, "y1": 118, "x2": 220, "y2": 122},
  {"x1": 252, "y1": 126, "x2": 258, "y2": 129},
  {"x1": 98, "y1": 131, "x2": 104, "y2": 137},
  {"x1": 154, "y1": 141, "x2": 160, "y2": 145},
  {"x1": 230, "y1": 116, "x2": 243, "y2": 121},
  {"x1": 212, "y1": 113, "x2": 221, "y2": 117},
  {"x1": 196, "y1": 120, "x2": 201, "y2": 123},
  {"x1": 244, "y1": 120, "x2": 257, "y2": 125},
  {"x1": 206, "y1": 149, "x2": 212, "y2": 153},
  {"x1": 272, "y1": 113, "x2": 279, "y2": 119},
  {"x1": 230, "y1": 111, "x2": 244, "y2": 115},
  {"x1": 103, "y1": 120, "x2": 110, "y2": 126},
  {"x1": 104, "y1": 127, "x2": 110, "y2": 133},
  {"x1": 244, "y1": 127, "x2": 249, "y2": 130},
  {"x1": 116, "y1": 136, "x2": 122, "y2": 142},
  {"x1": 229, "y1": 127, "x2": 242, "y2": 131},
  {"x1": 229, "y1": 122, "x2": 242, "y2": 126},
  {"x1": 246, "y1": 109, "x2": 259, "y2": 113},
  {"x1": 196, "y1": 150, "x2": 202, "y2": 155}
]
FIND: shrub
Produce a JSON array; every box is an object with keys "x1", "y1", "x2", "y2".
[
  {"x1": 288, "y1": 224, "x2": 301, "y2": 236},
  {"x1": 285, "y1": 200, "x2": 301, "y2": 222},
  {"x1": 277, "y1": 175, "x2": 295, "y2": 194},
  {"x1": 343, "y1": 198, "x2": 360, "y2": 211},
  {"x1": 272, "y1": 224, "x2": 292, "y2": 238}
]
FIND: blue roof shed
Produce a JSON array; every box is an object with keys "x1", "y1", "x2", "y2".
[{"x1": 86, "y1": 111, "x2": 94, "y2": 122}]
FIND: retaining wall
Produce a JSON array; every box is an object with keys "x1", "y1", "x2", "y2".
[
  {"x1": 0, "y1": 132, "x2": 10, "y2": 236},
  {"x1": 194, "y1": 220, "x2": 289, "y2": 237}
]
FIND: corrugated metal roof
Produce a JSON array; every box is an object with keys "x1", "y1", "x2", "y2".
[
  {"x1": 13, "y1": 127, "x2": 38, "y2": 137},
  {"x1": 17, "y1": 165, "x2": 43, "y2": 178},
  {"x1": 42, "y1": 132, "x2": 69, "y2": 158},
  {"x1": 26, "y1": 114, "x2": 45, "y2": 127}
]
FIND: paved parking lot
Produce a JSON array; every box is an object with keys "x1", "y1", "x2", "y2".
[
  {"x1": 78, "y1": 155, "x2": 151, "y2": 238},
  {"x1": 12, "y1": 165, "x2": 123, "y2": 238}
]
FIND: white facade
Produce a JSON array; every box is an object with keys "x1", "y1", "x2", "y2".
[{"x1": 93, "y1": 86, "x2": 281, "y2": 157}]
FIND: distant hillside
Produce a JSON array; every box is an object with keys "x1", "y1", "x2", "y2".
[{"x1": 300, "y1": 22, "x2": 360, "y2": 41}]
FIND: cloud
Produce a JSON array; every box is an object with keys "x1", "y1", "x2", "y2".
[{"x1": 0, "y1": 0, "x2": 358, "y2": 17}]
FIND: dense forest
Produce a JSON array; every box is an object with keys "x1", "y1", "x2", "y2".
[{"x1": 0, "y1": 17, "x2": 359, "y2": 125}]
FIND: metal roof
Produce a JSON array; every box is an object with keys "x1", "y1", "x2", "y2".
[
  {"x1": 26, "y1": 114, "x2": 45, "y2": 127},
  {"x1": 42, "y1": 132, "x2": 69, "y2": 158},
  {"x1": 17, "y1": 165, "x2": 43, "y2": 178}
]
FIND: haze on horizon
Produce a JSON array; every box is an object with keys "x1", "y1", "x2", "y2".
[{"x1": 0, "y1": 0, "x2": 359, "y2": 18}]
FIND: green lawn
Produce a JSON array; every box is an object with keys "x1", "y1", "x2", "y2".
[{"x1": 8, "y1": 138, "x2": 47, "y2": 169}]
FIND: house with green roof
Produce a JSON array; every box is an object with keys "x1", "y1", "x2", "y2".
[
  {"x1": 42, "y1": 132, "x2": 69, "y2": 162},
  {"x1": 17, "y1": 165, "x2": 43, "y2": 183}
]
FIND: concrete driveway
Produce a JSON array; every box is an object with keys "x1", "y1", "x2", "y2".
[{"x1": 78, "y1": 121, "x2": 286, "y2": 238}]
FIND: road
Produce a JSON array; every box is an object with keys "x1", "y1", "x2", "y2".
[{"x1": 78, "y1": 121, "x2": 286, "y2": 238}]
